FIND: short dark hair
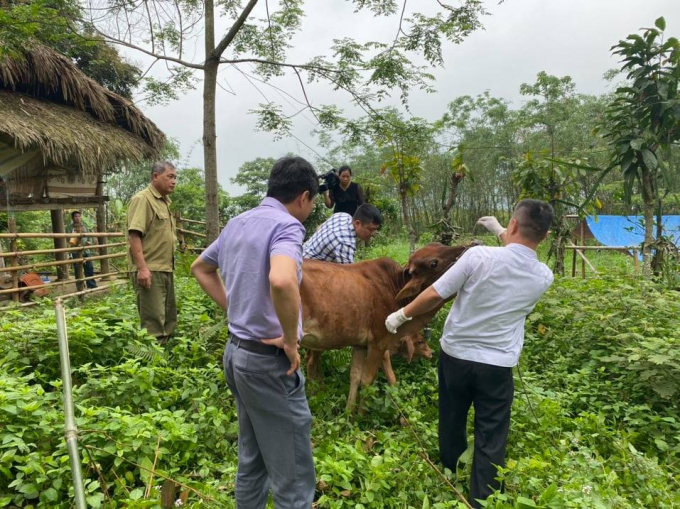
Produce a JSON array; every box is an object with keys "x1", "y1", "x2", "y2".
[
  {"x1": 266, "y1": 156, "x2": 319, "y2": 204},
  {"x1": 353, "y1": 204, "x2": 383, "y2": 226},
  {"x1": 71, "y1": 210, "x2": 81, "y2": 220},
  {"x1": 151, "y1": 161, "x2": 175, "y2": 180},
  {"x1": 338, "y1": 165, "x2": 352, "y2": 176},
  {"x1": 513, "y1": 199, "x2": 554, "y2": 242}
]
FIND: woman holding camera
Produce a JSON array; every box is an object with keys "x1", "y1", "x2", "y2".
[{"x1": 324, "y1": 165, "x2": 365, "y2": 216}]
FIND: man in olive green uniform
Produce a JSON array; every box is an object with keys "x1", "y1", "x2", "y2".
[{"x1": 127, "y1": 161, "x2": 178, "y2": 343}]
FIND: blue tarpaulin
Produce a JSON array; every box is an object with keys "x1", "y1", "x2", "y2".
[{"x1": 585, "y1": 215, "x2": 680, "y2": 248}]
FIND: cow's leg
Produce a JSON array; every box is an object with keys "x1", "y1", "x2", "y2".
[
  {"x1": 361, "y1": 346, "x2": 386, "y2": 388},
  {"x1": 382, "y1": 351, "x2": 397, "y2": 386},
  {"x1": 306, "y1": 350, "x2": 322, "y2": 380},
  {"x1": 347, "y1": 346, "x2": 367, "y2": 410}
]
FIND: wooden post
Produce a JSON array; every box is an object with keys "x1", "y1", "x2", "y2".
[
  {"x1": 50, "y1": 209, "x2": 69, "y2": 280},
  {"x1": 175, "y1": 212, "x2": 186, "y2": 252},
  {"x1": 74, "y1": 245, "x2": 85, "y2": 292},
  {"x1": 96, "y1": 180, "x2": 111, "y2": 279},
  {"x1": 633, "y1": 249, "x2": 640, "y2": 275},
  {"x1": 160, "y1": 480, "x2": 176, "y2": 508},
  {"x1": 571, "y1": 244, "x2": 577, "y2": 277},
  {"x1": 580, "y1": 221, "x2": 586, "y2": 279},
  {"x1": 8, "y1": 218, "x2": 19, "y2": 303}
]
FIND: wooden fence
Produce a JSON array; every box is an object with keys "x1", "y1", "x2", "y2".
[
  {"x1": 565, "y1": 243, "x2": 640, "y2": 278},
  {"x1": 0, "y1": 226, "x2": 127, "y2": 304},
  {"x1": 0, "y1": 214, "x2": 211, "y2": 307}
]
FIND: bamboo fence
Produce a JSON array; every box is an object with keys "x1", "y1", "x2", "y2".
[{"x1": 0, "y1": 215, "x2": 209, "y2": 307}]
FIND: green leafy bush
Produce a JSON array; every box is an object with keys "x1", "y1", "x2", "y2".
[{"x1": 0, "y1": 246, "x2": 678, "y2": 507}]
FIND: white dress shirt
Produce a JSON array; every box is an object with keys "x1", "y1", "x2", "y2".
[{"x1": 432, "y1": 243, "x2": 554, "y2": 367}]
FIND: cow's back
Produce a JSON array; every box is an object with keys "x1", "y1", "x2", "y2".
[{"x1": 301, "y1": 258, "x2": 401, "y2": 350}]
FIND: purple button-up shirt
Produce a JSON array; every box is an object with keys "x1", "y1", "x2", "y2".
[{"x1": 201, "y1": 197, "x2": 305, "y2": 341}]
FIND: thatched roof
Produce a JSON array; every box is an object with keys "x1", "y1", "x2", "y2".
[{"x1": 0, "y1": 45, "x2": 165, "y2": 174}]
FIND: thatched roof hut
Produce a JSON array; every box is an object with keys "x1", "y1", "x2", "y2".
[{"x1": 0, "y1": 45, "x2": 164, "y2": 209}]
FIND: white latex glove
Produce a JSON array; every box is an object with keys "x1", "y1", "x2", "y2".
[
  {"x1": 477, "y1": 216, "x2": 506, "y2": 237},
  {"x1": 385, "y1": 308, "x2": 412, "y2": 334}
]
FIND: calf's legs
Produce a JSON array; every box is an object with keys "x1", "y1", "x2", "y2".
[
  {"x1": 347, "y1": 346, "x2": 367, "y2": 410},
  {"x1": 306, "y1": 350, "x2": 322, "y2": 380},
  {"x1": 381, "y1": 351, "x2": 397, "y2": 386}
]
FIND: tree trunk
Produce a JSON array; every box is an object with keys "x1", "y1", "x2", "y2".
[
  {"x1": 640, "y1": 167, "x2": 655, "y2": 278},
  {"x1": 651, "y1": 189, "x2": 664, "y2": 275},
  {"x1": 400, "y1": 187, "x2": 416, "y2": 254},
  {"x1": 442, "y1": 172, "x2": 463, "y2": 220},
  {"x1": 96, "y1": 179, "x2": 110, "y2": 278},
  {"x1": 203, "y1": 0, "x2": 220, "y2": 243},
  {"x1": 50, "y1": 209, "x2": 69, "y2": 280}
]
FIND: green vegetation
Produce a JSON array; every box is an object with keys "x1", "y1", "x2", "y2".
[{"x1": 0, "y1": 245, "x2": 678, "y2": 507}]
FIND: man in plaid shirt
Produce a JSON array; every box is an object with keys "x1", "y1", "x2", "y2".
[{"x1": 303, "y1": 204, "x2": 383, "y2": 263}]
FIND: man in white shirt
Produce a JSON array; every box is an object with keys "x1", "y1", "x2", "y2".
[{"x1": 385, "y1": 199, "x2": 554, "y2": 508}]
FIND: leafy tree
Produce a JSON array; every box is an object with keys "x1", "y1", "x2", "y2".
[
  {"x1": 514, "y1": 72, "x2": 581, "y2": 274},
  {"x1": 228, "y1": 156, "x2": 328, "y2": 237},
  {"x1": 0, "y1": 0, "x2": 140, "y2": 98},
  {"x1": 74, "y1": 0, "x2": 488, "y2": 241},
  {"x1": 231, "y1": 157, "x2": 275, "y2": 197},
  {"x1": 172, "y1": 167, "x2": 229, "y2": 222},
  {"x1": 361, "y1": 110, "x2": 435, "y2": 252},
  {"x1": 604, "y1": 17, "x2": 680, "y2": 276},
  {"x1": 436, "y1": 92, "x2": 519, "y2": 229}
]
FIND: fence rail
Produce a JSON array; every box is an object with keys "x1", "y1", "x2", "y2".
[
  {"x1": 565, "y1": 244, "x2": 640, "y2": 277},
  {"x1": 0, "y1": 215, "x2": 209, "y2": 308}
]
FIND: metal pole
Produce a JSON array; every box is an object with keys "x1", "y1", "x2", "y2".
[{"x1": 55, "y1": 299, "x2": 87, "y2": 509}]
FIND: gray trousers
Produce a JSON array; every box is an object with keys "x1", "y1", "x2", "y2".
[{"x1": 223, "y1": 339, "x2": 315, "y2": 508}]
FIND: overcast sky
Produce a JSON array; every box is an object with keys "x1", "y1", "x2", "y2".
[{"x1": 127, "y1": 0, "x2": 680, "y2": 194}]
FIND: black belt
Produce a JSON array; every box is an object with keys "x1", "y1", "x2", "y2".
[{"x1": 230, "y1": 335, "x2": 283, "y2": 356}]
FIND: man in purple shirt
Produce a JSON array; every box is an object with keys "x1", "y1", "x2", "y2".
[{"x1": 191, "y1": 157, "x2": 318, "y2": 508}]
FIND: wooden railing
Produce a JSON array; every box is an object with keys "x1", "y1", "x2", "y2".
[
  {"x1": 0, "y1": 225, "x2": 127, "y2": 305},
  {"x1": 0, "y1": 215, "x2": 215, "y2": 307},
  {"x1": 565, "y1": 243, "x2": 640, "y2": 278}
]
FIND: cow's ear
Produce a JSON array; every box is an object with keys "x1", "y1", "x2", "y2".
[{"x1": 395, "y1": 277, "x2": 424, "y2": 301}]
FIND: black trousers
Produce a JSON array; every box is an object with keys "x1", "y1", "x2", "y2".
[{"x1": 438, "y1": 351, "x2": 514, "y2": 508}]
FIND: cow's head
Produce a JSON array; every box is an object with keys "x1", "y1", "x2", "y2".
[
  {"x1": 396, "y1": 241, "x2": 481, "y2": 302},
  {"x1": 398, "y1": 332, "x2": 433, "y2": 363}
]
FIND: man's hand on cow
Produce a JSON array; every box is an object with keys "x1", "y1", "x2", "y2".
[
  {"x1": 385, "y1": 308, "x2": 412, "y2": 334},
  {"x1": 477, "y1": 216, "x2": 507, "y2": 237},
  {"x1": 262, "y1": 336, "x2": 300, "y2": 375}
]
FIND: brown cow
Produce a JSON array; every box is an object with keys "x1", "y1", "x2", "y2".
[
  {"x1": 305, "y1": 331, "x2": 433, "y2": 385},
  {"x1": 301, "y1": 242, "x2": 476, "y2": 408}
]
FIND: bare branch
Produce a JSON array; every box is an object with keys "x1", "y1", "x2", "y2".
[
  {"x1": 221, "y1": 57, "x2": 353, "y2": 74},
  {"x1": 81, "y1": 22, "x2": 204, "y2": 69},
  {"x1": 391, "y1": 0, "x2": 407, "y2": 51},
  {"x1": 265, "y1": 0, "x2": 276, "y2": 58},
  {"x1": 143, "y1": 0, "x2": 155, "y2": 54},
  {"x1": 212, "y1": 0, "x2": 259, "y2": 59},
  {"x1": 293, "y1": 66, "x2": 320, "y2": 123},
  {"x1": 140, "y1": 57, "x2": 161, "y2": 79},
  {"x1": 217, "y1": 79, "x2": 237, "y2": 96},
  {"x1": 174, "y1": 0, "x2": 183, "y2": 59}
]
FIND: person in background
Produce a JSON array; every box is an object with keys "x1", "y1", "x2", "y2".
[
  {"x1": 385, "y1": 199, "x2": 555, "y2": 508},
  {"x1": 66, "y1": 210, "x2": 97, "y2": 289},
  {"x1": 323, "y1": 165, "x2": 365, "y2": 216},
  {"x1": 303, "y1": 203, "x2": 382, "y2": 264},
  {"x1": 126, "y1": 161, "x2": 177, "y2": 344},
  {"x1": 191, "y1": 156, "x2": 318, "y2": 508}
]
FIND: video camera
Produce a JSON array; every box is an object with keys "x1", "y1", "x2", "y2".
[{"x1": 318, "y1": 169, "x2": 339, "y2": 194}]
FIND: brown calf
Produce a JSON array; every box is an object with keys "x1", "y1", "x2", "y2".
[{"x1": 300, "y1": 242, "x2": 476, "y2": 408}]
